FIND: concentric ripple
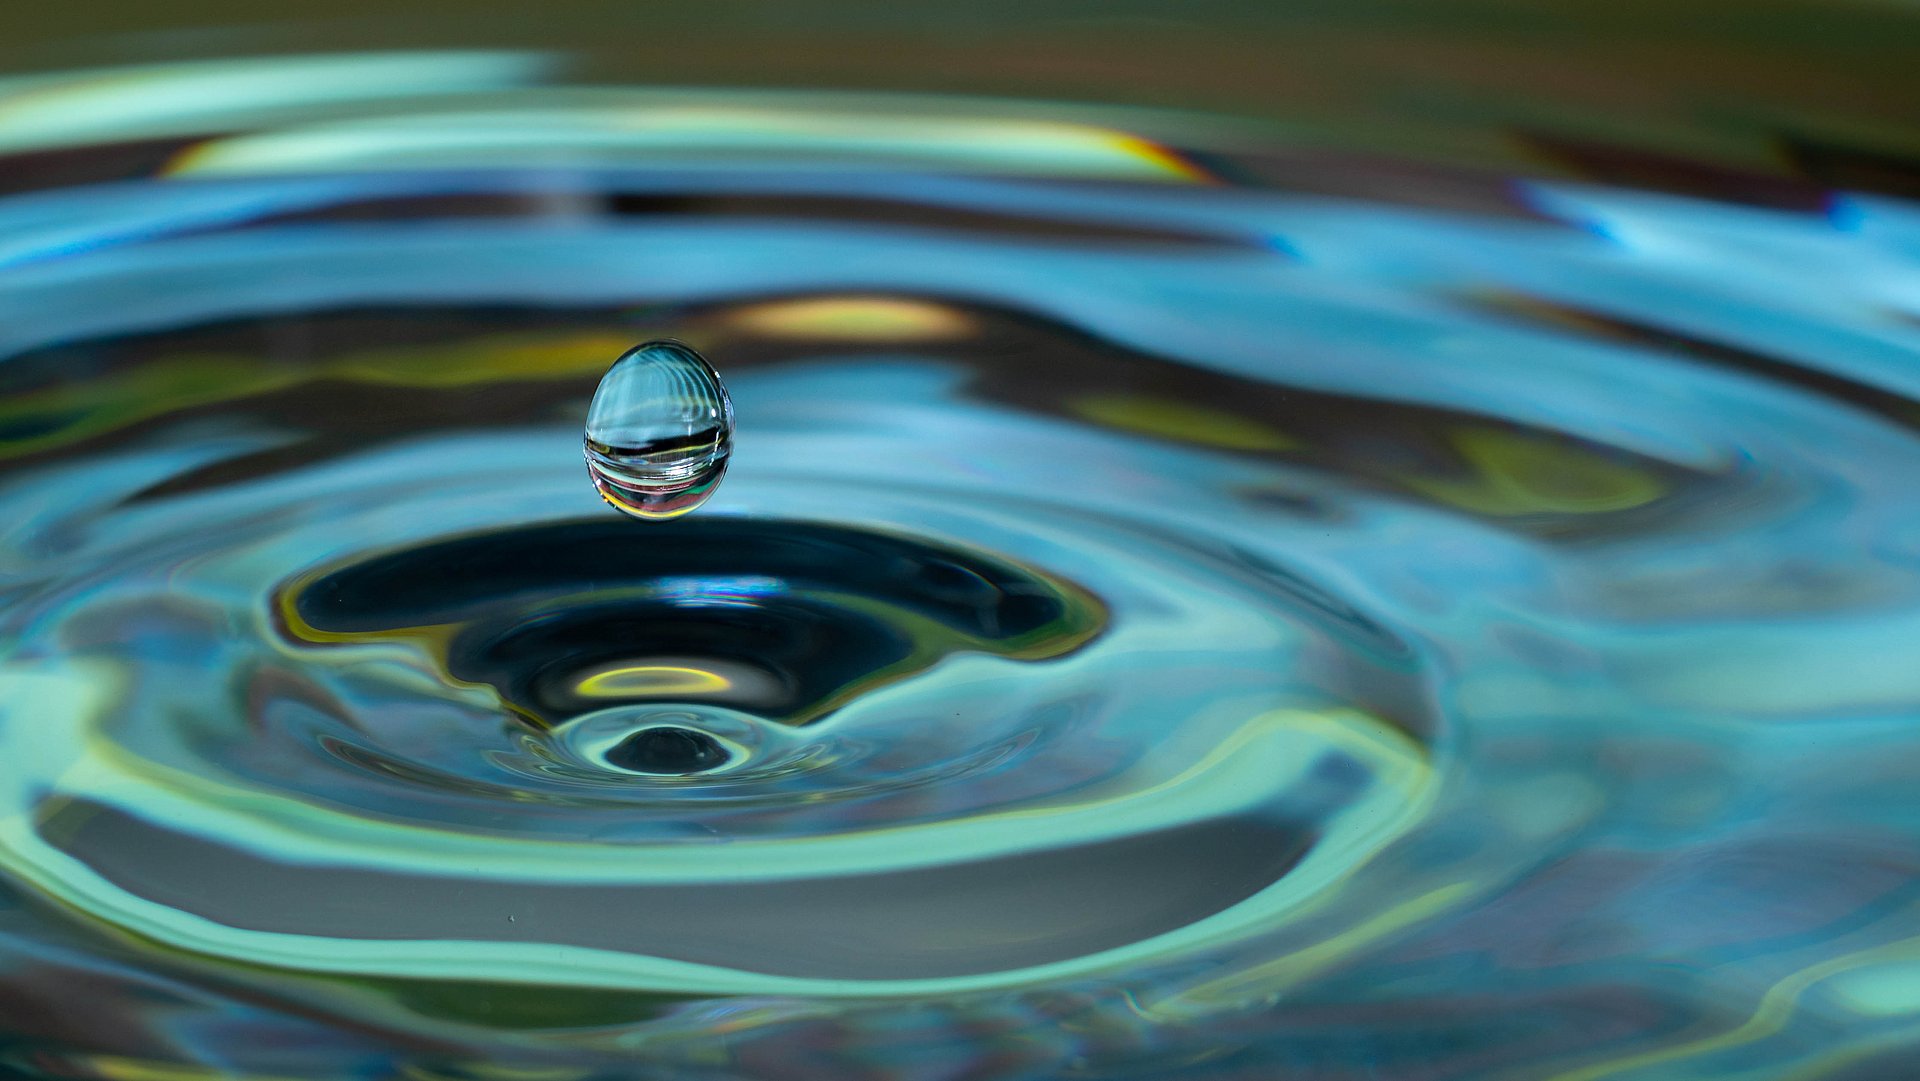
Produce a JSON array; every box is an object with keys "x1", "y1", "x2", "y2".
[{"x1": 4, "y1": 49, "x2": 1920, "y2": 1081}]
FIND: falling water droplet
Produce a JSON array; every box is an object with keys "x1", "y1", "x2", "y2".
[
  {"x1": 605, "y1": 726, "x2": 732, "y2": 774},
  {"x1": 583, "y1": 340, "x2": 733, "y2": 520}
]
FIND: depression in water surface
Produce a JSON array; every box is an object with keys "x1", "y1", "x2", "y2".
[{"x1": 3, "y1": 47, "x2": 1920, "y2": 1081}]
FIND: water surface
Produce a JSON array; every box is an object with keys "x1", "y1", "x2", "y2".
[{"x1": 3, "y1": 49, "x2": 1920, "y2": 1081}]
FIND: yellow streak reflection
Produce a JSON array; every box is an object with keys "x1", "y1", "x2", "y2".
[
  {"x1": 727, "y1": 296, "x2": 974, "y2": 342},
  {"x1": 1073, "y1": 393, "x2": 1299, "y2": 452},
  {"x1": 167, "y1": 103, "x2": 1210, "y2": 185},
  {"x1": 575, "y1": 665, "x2": 731, "y2": 697},
  {"x1": 1540, "y1": 934, "x2": 1920, "y2": 1081}
]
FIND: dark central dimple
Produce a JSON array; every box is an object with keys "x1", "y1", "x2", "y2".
[
  {"x1": 279, "y1": 518, "x2": 1106, "y2": 729},
  {"x1": 605, "y1": 726, "x2": 730, "y2": 774}
]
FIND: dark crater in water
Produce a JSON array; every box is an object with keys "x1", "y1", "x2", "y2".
[
  {"x1": 280, "y1": 518, "x2": 1107, "y2": 727},
  {"x1": 604, "y1": 726, "x2": 732, "y2": 775}
]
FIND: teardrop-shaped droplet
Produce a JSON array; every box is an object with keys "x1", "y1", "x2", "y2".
[{"x1": 583, "y1": 341, "x2": 733, "y2": 520}]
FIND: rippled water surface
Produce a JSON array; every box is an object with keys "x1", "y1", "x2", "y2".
[{"x1": 8, "y1": 48, "x2": 1920, "y2": 1081}]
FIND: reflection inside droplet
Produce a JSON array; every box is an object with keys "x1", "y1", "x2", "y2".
[{"x1": 582, "y1": 340, "x2": 733, "y2": 520}]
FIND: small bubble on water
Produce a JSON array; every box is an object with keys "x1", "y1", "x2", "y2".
[
  {"x1": 583, "y1": 340, "x2": 732, "y2": 520},
  {"x1": 605, "y1": 725, "x2": 732, "y2": 774}
]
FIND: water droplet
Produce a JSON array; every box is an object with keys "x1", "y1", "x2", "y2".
[
  {"x1": 605, "y1": 725, "x2": 732, "y2": 774},
  {"x1": 583, "y1": 340, "x2": 733, "y2": 520}
]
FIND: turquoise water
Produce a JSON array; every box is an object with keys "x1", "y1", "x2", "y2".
[{"x1": 5, "y1": 50, "x2": 1920, "y2": 1081}]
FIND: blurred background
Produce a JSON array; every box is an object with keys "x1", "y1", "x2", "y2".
[{"x1": 6, "y1": 0, "x2": 1917, "y2": 202}]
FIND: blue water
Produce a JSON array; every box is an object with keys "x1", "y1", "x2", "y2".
[{"x1": 5, "y1": 51, "x2": 1920, "y2": 1081}]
